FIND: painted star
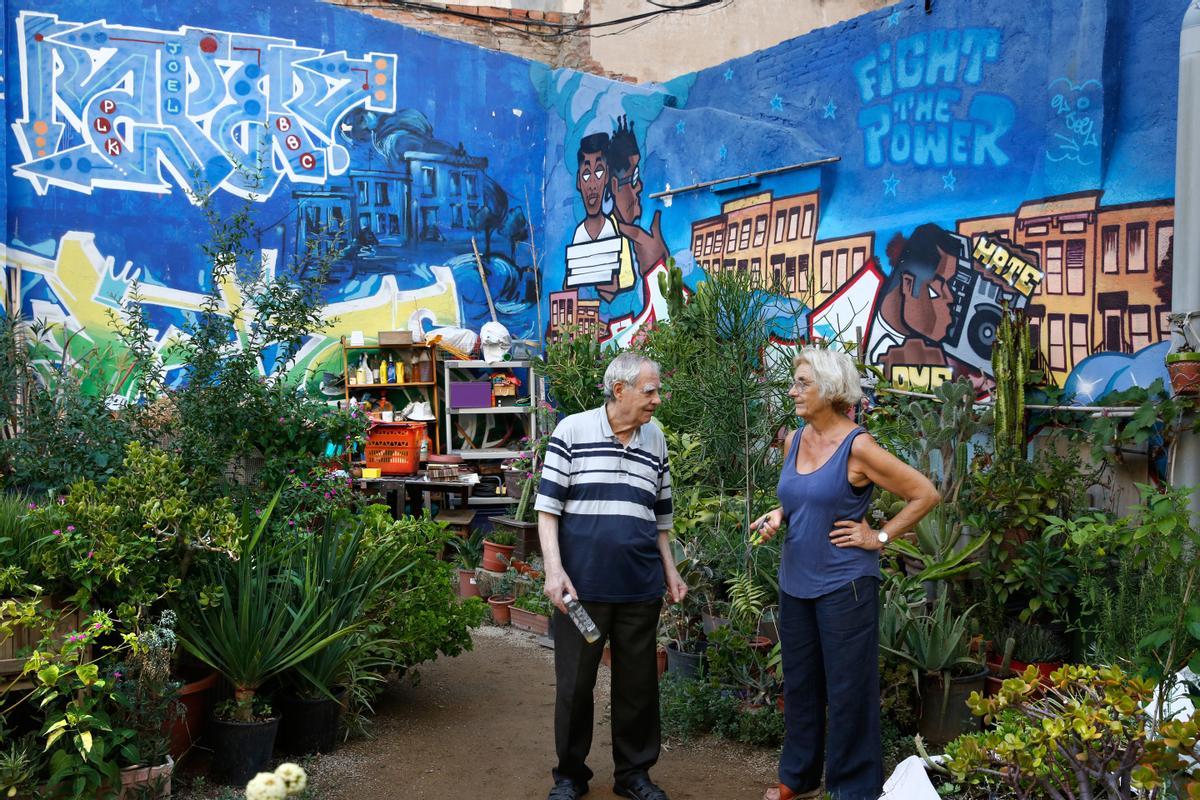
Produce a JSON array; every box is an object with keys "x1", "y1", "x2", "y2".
[
  {"x1": 770, "y1": 94, "x2": 784, "y2": 112},
  {"x1": 676, "y1": 120, "x2": 686, "y2": 134},
  {"x1": 882, "y1": 172, "x2": 900, "y2": 197},
  {"x1": 719, "y1": 144, "x2": 728, "y2": 161},
  {"x1": 942, "y1": 169, "x2": 957, "y2": 191},
  {"x1": 823, "y1": 99, "x2": 838, "y2": 120},
  {"x1": 886, "y1": 7, "x2": 903, "y2": 26},
  {"x1": 724, "y1": 67, "x2": 735, "y2": 81}
]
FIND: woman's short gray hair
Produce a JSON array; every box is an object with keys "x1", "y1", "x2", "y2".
[
  {"x1": 793, "y1": 346, "x2": 863, "y2": 411},
  {"x1": 604, "y1": 352, "x2": 660, "y2": 400}
]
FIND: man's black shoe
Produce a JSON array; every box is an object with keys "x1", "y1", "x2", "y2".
[
  {"x1": 614, "y1": 775, "x2": 670, "y2": 800},
  {"x1": 548, "y1": 778, "x2": 589, "y2": 799}
]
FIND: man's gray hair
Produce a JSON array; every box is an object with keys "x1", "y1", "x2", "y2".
[{"x1": 603, "y1": 352, "x2": 660, "y2": 401}]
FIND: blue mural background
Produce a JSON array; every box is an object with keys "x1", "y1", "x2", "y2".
[
  {"x1": 2, "y1": 0, "x2": 1186, "y2": 401},
  {"x1": 538, "y1": 0, "x2": 1183, "y2": 397},
  {"x1": 3, "y1": 0, "x2": 550, "y2": 388}
]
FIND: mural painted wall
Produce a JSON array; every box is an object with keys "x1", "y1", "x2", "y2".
[
  {"x1": 538, "y1": 0, "x2": 1182, "y2": 401},
  {"x1": 3, "y1": 0, "x2": 548, "y2": 394}
]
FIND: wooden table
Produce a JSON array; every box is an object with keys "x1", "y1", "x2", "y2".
[{"x1": 355, "y1": 476, "x2": 474, "y2": 517}]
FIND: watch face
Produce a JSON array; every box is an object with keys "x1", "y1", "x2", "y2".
[{"x1": 877, "y1": 531, "x2": 888, "y2": 542}]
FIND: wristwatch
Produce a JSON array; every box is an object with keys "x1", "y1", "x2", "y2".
[{"x1": 876, "y1": 529, "x2": 890, "y2": 544}]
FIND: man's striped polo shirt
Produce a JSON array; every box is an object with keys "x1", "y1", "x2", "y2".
[{"x1": 534, "y1": 404, "x2": 674, "y2": 603}]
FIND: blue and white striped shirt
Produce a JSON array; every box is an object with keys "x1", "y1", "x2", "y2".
[{"x1": 534, "y1": 405, "x2": 674, "y2": 602}]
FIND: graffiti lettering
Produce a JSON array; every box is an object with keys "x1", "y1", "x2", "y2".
[
  {"x1": 11, "y1": 12, "x2": 397, "y2": 200},
  {"x1": 855, "y1": 29, "x2": 1013, "y2": 169},
  {"x1": 972, "y1": 235, "x2": 1043, "y2": 297},
  {"x1": 890, "y1": 364, "x2": 953, "y2": 391},
  {"x1": 1046, "y1": 77, "x2": 1102, "y2": 166}
]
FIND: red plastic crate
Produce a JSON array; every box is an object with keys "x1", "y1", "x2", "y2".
[{"x1": 364, "y1": 421, "x2": 424, "y2": 475}]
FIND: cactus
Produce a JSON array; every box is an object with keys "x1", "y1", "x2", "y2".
[{"x1": 991, "y1": 307, "x2": 1030, "y2": 455}]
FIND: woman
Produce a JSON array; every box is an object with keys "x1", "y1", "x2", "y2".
[{"x1": 755, "y1": 347, "x2": 939, "y2": 800}]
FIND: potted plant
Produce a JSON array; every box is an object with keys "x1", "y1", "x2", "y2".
[
  {"x1": 177, "y1": 495, "x2": 357, "y2": 784},
  {"x1": 486, "y1": 567, "x2": 516, "y2": 626},
  {"x1": 883, "y1": 591, "x2": 985, "y2": 746},
  {"x1": 490, "y1": 473, "x2": 540, "y2": 561},
  {"x1": 991, "y1": 620, "x2": 1066, "y2": 687},
  {"x1": 276, "y1": 515, "x2": 410, "y2": 757},
  {"x1": 481, "y1": 529, "x2": 517, "y2": 573},
  {"x1": 510, "y1": 567, "x2": 552, "y2": 636},
  {"x1": 110, "y1": 611, "x2": 182, "y2": 799},
  {"x1": 1166, "y1": 313, "x2": 1200, "y2": 395},
  {"x1": 450, "y1": 529, "x2": 484, "y2": 598}
]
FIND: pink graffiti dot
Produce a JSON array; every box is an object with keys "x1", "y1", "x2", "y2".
[
  {"x1": 34, "y1": 33, "x2": 44, "y2": 41},
  {"x1": 362, "y1": 83, "x2": 369, "y2": 91},
  {"x1": 200, "y1": 36, "x2": 218, "y2": 53}
]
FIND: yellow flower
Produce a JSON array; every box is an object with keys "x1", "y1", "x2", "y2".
[
  {"x1": 275, "y1": 762, "x2": 308, "y2": 795},
  {"x1": 245, "y1": 771, "x2": 287, "y2": 800}
]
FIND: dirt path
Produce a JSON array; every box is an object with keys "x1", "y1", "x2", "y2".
[{"x1": 306, "y1": 626, "x2": 780, "y2": 800}]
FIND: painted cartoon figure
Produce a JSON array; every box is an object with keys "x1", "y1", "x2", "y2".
[
  {"x1": 565, "y1": 132, "x2": 635, "y2": 300},
  {"x1": 866, "y1": 224, "x2": 964, "y2": 386},
  {"x1": 606, "y1": 117, "x2": 668, "y2": 287}
]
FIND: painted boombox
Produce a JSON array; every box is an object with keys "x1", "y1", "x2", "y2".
[{"x1": 940, "y1": 232, "x2": 1027, "y2": 376}]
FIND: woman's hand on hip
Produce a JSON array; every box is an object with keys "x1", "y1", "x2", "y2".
[
  {"x1": 750, "y1": 507, "x2": 784, "y2": 545},
  {"x1": 829, "y1": 518, "x2": 882, "y2": 550}
]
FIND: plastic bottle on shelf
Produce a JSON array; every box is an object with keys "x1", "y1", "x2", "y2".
[
  {"x1": 356, "y1": 355, "x2": 369, "y2": 386},
  {"x1": 419, "y1": 436, "x2": 429, "y2": 462},
  {"x1": 386, "y1": 354, "x2": 397, "y2": 384},
  {"x1": 561, "y1": 593, "x2": 601, "y2": 643}
]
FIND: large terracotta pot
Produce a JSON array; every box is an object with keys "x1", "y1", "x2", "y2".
[
  {"x1": 458, "y1": 568, "x2": 481, "y2": 598},
  {"x1": 481, "y1": 538, "x2": 516, "y2": 572},
  {"x1": 168, "y1": 669, "x2": 218, "y2": 760}
]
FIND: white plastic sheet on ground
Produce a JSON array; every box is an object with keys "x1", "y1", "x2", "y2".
[{"x1": 879, "y1": 755, "x2": 940, "y2": 800}]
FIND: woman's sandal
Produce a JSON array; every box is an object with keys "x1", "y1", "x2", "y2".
[{"x1": 762, "y1": 785, "x2": 822, "y2": 800}]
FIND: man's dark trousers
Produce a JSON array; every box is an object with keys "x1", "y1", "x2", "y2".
[
  {"x1": 552, "y1": 598, "x2": 663, "y2": 788},
  {"x1": 778, "y1": 577, "x2": 882, "y2": 800}
]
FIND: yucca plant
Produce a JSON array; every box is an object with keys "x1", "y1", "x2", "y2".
[
  {"x1": 289, "y1": 512, "x2": 414, "y2": 701},
  {"x1": 0, "y1": 490, "x2": 47, "y2": 595},
  {"x1": 177, "y1": 491, "x2": 357, "y2": 721}
]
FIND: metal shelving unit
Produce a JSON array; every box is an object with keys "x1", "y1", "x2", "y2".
[{"x1": 442, "y1": 359, "x2": 539, "y2": 462}]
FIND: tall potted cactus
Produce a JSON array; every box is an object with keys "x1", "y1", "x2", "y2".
[{"x1": 991, "y1": 308, "x2": 1032, "y2": 456}]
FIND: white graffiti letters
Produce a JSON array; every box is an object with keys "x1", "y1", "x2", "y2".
[{"x1": 11, "y1": 12, "x2": 397, "y2": 200}]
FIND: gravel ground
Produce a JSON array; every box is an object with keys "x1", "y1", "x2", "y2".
[{"x1": 174, "y1": 625, "x2": 780, "y2": 799}]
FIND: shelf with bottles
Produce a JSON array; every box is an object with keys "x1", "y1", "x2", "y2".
[{"x1": 340, "y1": 336, "x2": 441, "y2": 453}]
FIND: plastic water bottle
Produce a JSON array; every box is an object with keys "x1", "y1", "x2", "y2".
[
  {"x1": 419, "y1": 438, "x2": 429, "y2": 463},
  {"x1": 562, "y1": 593, "x2": 601, "y2": 643}
]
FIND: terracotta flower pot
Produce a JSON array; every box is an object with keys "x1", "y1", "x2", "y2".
[
  {"x1": 656, "y1": 645, "x2": 668, "y2": 679},
  {"x1": 510, "y1": 606, "x2": 551, "y2": 636},
  {"x1": 457, "y1": 568, "x2": 480, "y2": 598},
  {"x1": 481, "y1": 539, "x2": 516, "y2": 572},
  {"x1": 602, "y1": 643, "x2": 612, "y2": 667},
  {"x1": 168, "y1": 669, "x2": 218, "y2": 761},
  {"x1": 488, "y1": 595, "x2": 515, "y2": 625},
  {"x1": 1167, "y1": 352, "x2": 1200, "y2": 395},
  {"x1": 119, "y1": 756, "x2": 174, "y2": 799},
  {"x1": 749, "y1": 635, "x2": 774, "y2": 653}
]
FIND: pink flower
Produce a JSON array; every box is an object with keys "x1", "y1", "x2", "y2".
[
  {"x1": 323, "y1": 492, "x2": 331, "y2": 499},
  {"x1": 27, "y1": 502, "x2": 36, "y2": 510},
  {"x1": 92, "y1": 622, "x2": 101, "y2": 629},
  {"x1": 289, "y1": 468, "x2": 295, "y2": 474},
  {"x1": 52, "y1": 529, "x2": 62, "y2": 537},
  {"x1": 526, "y1": 471, "x2": 534, "y2": 479},
  {"x1": 112, "y1": 670, "x2": 123, "y2": 679},
  {"x1": 87, "y1": 551, "x2": 94, "y2": 559},
  {"x1": 278, "y1": 417, "x2": 285, "y2": 423},
  {"x1": 288, "y1": 519, "x2": 296, "y2": 527},
  {"x1": 67, "y1": 525, "x2": 75, "y2": 532}
]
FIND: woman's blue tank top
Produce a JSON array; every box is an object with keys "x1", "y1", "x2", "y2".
[{"x1": 777, "y1": 425, "x2": 879, "y2": 599}]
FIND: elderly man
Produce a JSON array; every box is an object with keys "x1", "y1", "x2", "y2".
[{"x1": 536, "y1": 351, "x2": 688, "y2": 800}]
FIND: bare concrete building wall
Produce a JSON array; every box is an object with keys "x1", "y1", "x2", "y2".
[
  {"x1": 326, "y1": 0, "x2": 889, "y2": 83},
  {"x1": 585, "y1": 0, "x2": 890, "y2": 83}
]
